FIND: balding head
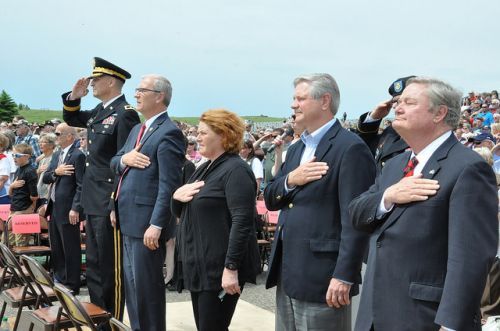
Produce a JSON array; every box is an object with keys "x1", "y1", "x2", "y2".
[{"x1": 55, "y1": 123, "x2": 77, "y2": 148}]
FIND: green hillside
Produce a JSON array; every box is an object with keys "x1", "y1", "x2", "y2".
[{"x1": 19, "y1": 110, "x2": 285, "y2": 126}]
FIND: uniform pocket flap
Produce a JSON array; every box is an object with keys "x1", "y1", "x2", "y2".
[
  {"x1": 409, "y1": 282, "x2": 443, "y2": 302},
  {"x1": 309, "y1": 239, "x2": 340, "y2": 252},
  {"x1": 134, "y1": 196, "x2": 156, "y2": 206}
]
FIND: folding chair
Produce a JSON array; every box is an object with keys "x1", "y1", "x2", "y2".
[
  {"x1": 20, "y1": 255, "x2": 74, "y2": 331},
  {"x1": 109, "y1": 317, "x2": 132, "y2": 331},
  {"x1": 0, "y1": 244, "x2": 57, "y2": 331},
  {"x1": 53, "y1": 283, "x2": 110, "y2": 330},
  {"x1": 7, "y1": 214, "x2": 51, "y2": 260}
]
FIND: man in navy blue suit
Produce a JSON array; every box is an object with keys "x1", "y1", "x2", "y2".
[
  {"x1": 350, "y1": 77, "x2": 499, "y2": 331},
  {"x1": 264, "y1": 73, "x2": 376, "y2": 330},
  {"x1": 43, "y1": 123, "x2": 85, "y2": 294},
  {"x1": 110, "y1": 74, "x2": 185, "y2": 331}
]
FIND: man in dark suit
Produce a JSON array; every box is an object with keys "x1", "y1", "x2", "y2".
[
  {"x1": 110, "y1": 74, "x2": 184, "y2": 331},
  {"x1": 43, "y1": 123, "x2": 85, "y2": 294},
  {"x1": 264, "y1": 73, "x2": 376, "y2": 330},
  {"x1": 350, "y1": 77, "x2": 499, "y2": 331},
  {"x1": 62, "y1": 57, "x2": 140, "y2": 324},
  {"x1": 356, "y1": 76, "x2": 415, "y2": 173}
]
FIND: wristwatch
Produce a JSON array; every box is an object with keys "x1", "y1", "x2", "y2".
[{"x1": 225, "y1": 263, "x2": 238, "y2": 271}]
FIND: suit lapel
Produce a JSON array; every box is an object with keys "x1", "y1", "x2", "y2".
[
  {"x1": 138, "y1": 113, "x2": 168, "y2": 148},
  {"x1": 314, "y1": 121, "x2": 341, "y2": 162},
  {"x1": 379, "y1": 134, "x2": 458, "y2": 233}
]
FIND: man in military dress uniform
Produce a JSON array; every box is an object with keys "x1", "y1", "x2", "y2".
[
  {"x1": 61, "y1": 57, "x2": 140, "y2": 326},
  {"x1": 356, "y1": 76, "x2": 415, "y2": 174}
]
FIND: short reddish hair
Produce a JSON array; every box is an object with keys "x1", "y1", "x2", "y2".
[{"x1": 200, "y1": 109, "x2": 245, "y2": 154}]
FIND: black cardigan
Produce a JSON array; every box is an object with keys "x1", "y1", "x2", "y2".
[{"x1": 171, "y1": 153, "x2": 260, "y2": 292}]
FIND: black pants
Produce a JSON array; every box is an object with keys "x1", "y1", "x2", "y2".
[
  {"x1": 85, "y1": 214, "x2": 124, "y2": 329},
  {"x1": 190, "y1": 286, "x2": 244, "y2": 331},
  {"x1": 48, "y1": 217, "x2": 81, "y2": 292}
]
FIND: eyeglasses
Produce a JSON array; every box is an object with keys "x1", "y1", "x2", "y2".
[
  {"x1": 13, "y1": 153, "x2": 29, "y2": 158},
  {"x1": 135, "y1": 88, "x2": 161, "y2": 94}
]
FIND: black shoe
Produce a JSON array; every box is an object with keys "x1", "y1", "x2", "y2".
[{"x1": 166, "y1": 281, "x2": 177, "y2": 292}]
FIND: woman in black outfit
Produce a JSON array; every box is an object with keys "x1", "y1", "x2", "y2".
[{"x1": 171, "y1": 109, "x2": 260, "y2": 331}]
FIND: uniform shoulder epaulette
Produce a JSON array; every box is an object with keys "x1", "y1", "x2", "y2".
[{"x1": 124, "y1": 105, "x2": 136, "y2": 111}]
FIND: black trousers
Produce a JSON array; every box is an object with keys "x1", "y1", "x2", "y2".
[
  {"x1": 48, "y1": 217, "x2": 81, "y2": 292},
  {"x1": 190, "y1": 287, "x2": 243, "y2": 331},
  {"x1": 85, "y1": 214, "x2": 124, "y2": 328}
]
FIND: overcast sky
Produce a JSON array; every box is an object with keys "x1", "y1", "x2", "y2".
[{"x1": 1, "y1": 0, "x2": 499, "y2": 119}]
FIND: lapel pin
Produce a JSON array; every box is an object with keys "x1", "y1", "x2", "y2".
[
  {"x1": 110, "y1": 106, "x2": 113, "y2": 110},
  {"x1": 429, "y1": 169, "x2": 435, "y2": 175},
  {"x1": 149, "y1": 128, "x2": 153, "y2": 131}
]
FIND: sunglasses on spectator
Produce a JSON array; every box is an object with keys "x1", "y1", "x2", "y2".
[{"x1": 13, "y1": 153, "x2": 29, "y2": 158}]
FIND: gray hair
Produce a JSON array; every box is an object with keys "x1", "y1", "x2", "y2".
[
  {"x1": 39, "y1": 133, "x2": 57, "y2": 146},
  {"x1": 293, "y1": 73, "x2": 340, "y2": 115},
  {"x1": 407, "y1": 77, "x2": 462, "y2": 129},
  {"x1": 143, "y1": 74, "x2": 173, "y2": 107}
]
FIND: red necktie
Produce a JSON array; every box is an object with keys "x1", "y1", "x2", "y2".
[
  {"x1": 403, "y1": 156, "x2": 419, "y2": 177},
  {"x1": 135, "y1": 124, "x2": 146, "y2": 147},
  {"x1": 115, "y1": 124, "x2": 146, "y2": 200}
]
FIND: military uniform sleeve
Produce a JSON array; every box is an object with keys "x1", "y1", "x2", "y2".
[{"x1": 61, "y1": 91, "x2": 94, "y2": 128}]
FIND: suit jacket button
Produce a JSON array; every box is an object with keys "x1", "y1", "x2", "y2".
[
  {"x1": 276, "y1": 195, "x2": 281, "y2": 200},
  {"x1": 88, "y1": 140, "x2": 92, "y2": 144},
  {"x1": 288, "y1": 203, "x2": 293, "y2": 208}
]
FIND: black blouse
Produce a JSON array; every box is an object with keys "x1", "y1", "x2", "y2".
[{"x1": 171, "y1": 153, "x2": 260, "y2": 292}]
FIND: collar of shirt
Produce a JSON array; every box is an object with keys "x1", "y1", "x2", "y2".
[
  {"x1": 300, "y1": 118, "x2": 337, "y2": 147},
  {"x1": 103, "y1": 93, "x2": 124, "y2": 109},
  {"x1": 413, "y1": 131, "x2": 452, "y2": 175},
  {"x1": 60, "y1": 144, "x2": 72, "y2": 161},
  {"x1": 298, "y1": 118, "x2": 336, "y2": 165},
  {"x1": 143, "y1": 110, "x2": 167, "y2": 131}
]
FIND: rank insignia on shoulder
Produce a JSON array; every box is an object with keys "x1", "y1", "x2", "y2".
[
  {"x1": 102, "y1": 115, "x2": 116, "y2": 125},
  {"x1": 124, "y1": 105, "x2": 136, "y2": 111}
]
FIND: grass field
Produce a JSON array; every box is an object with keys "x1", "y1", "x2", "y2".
[{"x1": 19, "y1": 110, "x2": 285, "y2": 126}]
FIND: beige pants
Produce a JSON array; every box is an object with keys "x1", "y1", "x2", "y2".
[{"x1": 2, "y1": 206, "x2": 35, "y2": 247}]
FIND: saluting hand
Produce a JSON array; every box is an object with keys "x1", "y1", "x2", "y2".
[
  {"x1": 122, "y1": 145, "x2": 150, "y2": 169},
  {"x1": 370, "y1": 99, "x2": 394, "y2": 120},
  {"x1": 69, "y1": 77, "x2": 90, "y2": 100},
  {"x1": 173, "y1": 181, "x2": 205, "y2": 202},
  {"x1": 287, "y1": 157, "x2": 329, "y2": 187}
]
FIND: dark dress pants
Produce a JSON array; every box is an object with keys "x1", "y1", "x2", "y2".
[
  {"x1": 190, "y1": 286, "x2": 243, "y2": 331},
  {"x1": 48, "y1": 215, "x2": 81, "y2": 292},
  {"x1": 122, "y1": 234, "x2": 166, "y2": 331},
  {"x1": 85, "y1": 214, "x2": 124, "y2": 329}
]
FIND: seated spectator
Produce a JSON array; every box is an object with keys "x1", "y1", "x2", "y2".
[{"x1": 6, "y1": 143, "x2": 38, "y2": 246}]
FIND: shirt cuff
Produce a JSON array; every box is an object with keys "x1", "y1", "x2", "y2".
[
  {"x1": 284, "y1": 174, "x2": 296, "y2": 193},
  {"x1": 150, "y1": 224, "x2": 162, "y2": 230},
  {"x1": 335, "y1": 278, "x2": 353, "y2": 286},
  {"x1": 363, "y1": 112, "x2": 378, "y2": 123},
  {"x1": 119, "y1": 157, "x2": 126, "y2": 171},
  {"x1": 376, "y1": 191, "x2": 394, "y2": 219},
  {"x1": 442, "y1": 327, "x2": 455, "y2": 331}
]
